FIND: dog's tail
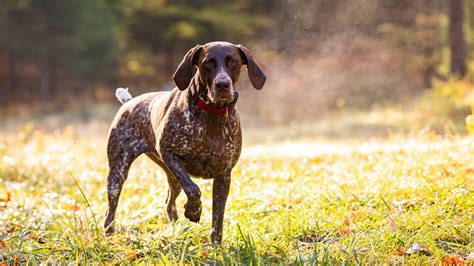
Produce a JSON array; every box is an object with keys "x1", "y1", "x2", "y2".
[{"x1": 115, "y1": 87, "x2": 133, "y2": 104}]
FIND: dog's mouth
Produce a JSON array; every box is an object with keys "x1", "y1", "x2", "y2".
[{"x1": 208, "y1": 87, "x2": 235, "y2": 106}]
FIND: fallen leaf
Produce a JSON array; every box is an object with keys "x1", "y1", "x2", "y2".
[
  {"x1": 126, "y1": 250, "x2": 144, "y2": 261},
  {"x1": 27, "y1": 231, "x2": 46, "y2": 244},
  {"x1": 27, "y1": 231, "x2": 39, "y2": 240},
  {"x1": 393, "y1": 247, "x2": 407, "y2": 256},
  {"x1": 126, "y1": 250, "x2": 138, "y2": 260},
  {"x1": 49, "y1": 244, "x2": 62, "y2": 251},
  {"x1": 0, "y1": 240, "x2": 9, "y2": 250},
  {"x1": 441, "y1": 255, "x2": 467, "y2": 265},
  {"x1": 340, "y1": 228, "x2": 352, "y2": 235},
  {"x1": 0, "y1": 190, "x2": 10, "y2": 202},
  {"x1": 388, "y1": 216, "x2": 397, "y2": 232},
  {"x1": 69, "y1": 204, "x2": 80, "y2": 212},
  {"x1": 343, "y1": 211, "x2": 358, "y2": 225}
]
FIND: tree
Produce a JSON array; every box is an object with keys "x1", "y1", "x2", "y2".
[
  {"x1": 1, "y1": 0, "x2": 118, "y2": 102},
  {"x1": 449, "y1": 0, "x2": 467, "y2": 77}
]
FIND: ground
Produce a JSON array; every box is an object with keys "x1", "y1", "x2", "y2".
[{"x1": 0, "y1": 117, "x2": 472, "y2": 264}]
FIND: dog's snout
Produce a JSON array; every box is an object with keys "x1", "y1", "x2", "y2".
[
  {"x1": 214, "y1": 70, "x2": 232, "y2": 92},
  {"x1": 215, "y1": 79, "x2": 230, "y2": 90}
]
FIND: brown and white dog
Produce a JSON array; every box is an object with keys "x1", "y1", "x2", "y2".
[{"x1": 104, "y1": 41, "x2": 266, "y2": 244}]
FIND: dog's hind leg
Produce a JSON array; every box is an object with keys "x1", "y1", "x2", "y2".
[
  {"x1": 165, "y1": 175, "x2": 182, "y2": 221},
  {"x1": 104, "y1": 126, "x2": 150, "y2": 234},
  {"x1": 146, "y1": 152, "x2": 182, "y2": 222}
]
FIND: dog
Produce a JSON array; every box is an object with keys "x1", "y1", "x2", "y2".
[{"x1": 104, "y1": 41, "x2": 266, "y2": 244}]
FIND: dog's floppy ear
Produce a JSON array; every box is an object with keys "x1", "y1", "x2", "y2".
[
  {"x1": 236, "y1": 44, "x2": 266, "y2": 90},
  {"x1": 173, "y1": 44, "x2": 203, "y2": 90}
]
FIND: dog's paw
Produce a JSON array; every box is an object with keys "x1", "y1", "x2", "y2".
[
  {"x1": 184, "y1": 200, "x2": 202, "y2": 222},
  {"x1": 166, "y1": 207, "x2": 179, "y2": 222},
  {"x1": 105, "y1": 225, "x2": 115, "y2": 235}
]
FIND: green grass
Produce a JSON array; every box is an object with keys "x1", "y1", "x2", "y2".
[{"x1": 0, "y1": 123, "x2": 472, "y2": 264}]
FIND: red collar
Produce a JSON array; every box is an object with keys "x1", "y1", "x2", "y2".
[
  {"x1": 191, "y1": 79, "x2": 238, "y2": 115},
  {"x1": 197, "y1": 99, "x2": 235, "y2": 115}
]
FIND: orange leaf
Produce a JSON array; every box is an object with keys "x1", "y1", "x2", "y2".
[
  {"x1": 0, "y1": 240, "x2": 9, "y2": 250},
  {"x1": 393, "y1": 247, "x2": 407, "y2": 256},
  {"x1": 340, "y1": 228, "x2": 352, "y2": 235},
  {"x1": 126, "y1": 250, "x2": 138, "y2": 260},
  {"x1": 70, "y1": 204, "x2": 80, "y2": 212},
  {"x1": 343, "y1": 211, "x2": 358, "y2": 225},
  {"x1": 27, "y1": 231, "x2": 39, "y2": 240},
  {"x1": 49, "y1": 244, "x2": 62, "y2": 251},
  {"x1": 13, "y1": 255, "x2": 20, "y2": 266},
  {"x1": 343, "y1": 217, "x2": 350, "y2": 226},
  {"x1": 126, "y1": 250, "x2": 143, "y2": 261},
  {"x1": 0, "y1": 190, "x2": 10, "y2": 202},
  {"x1": 442, "y1": 255, "x2": 467, "y2": 265}
]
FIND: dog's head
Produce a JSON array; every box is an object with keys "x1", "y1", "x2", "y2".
[{"x1": 173, "y1": 41, "x2": 266, "y2": 107}]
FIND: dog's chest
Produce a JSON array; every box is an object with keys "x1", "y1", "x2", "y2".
[{"x1": 161, "y1": 110, "x2": 242, "y2": 177}]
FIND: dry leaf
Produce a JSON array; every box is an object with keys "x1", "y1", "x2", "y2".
[
  {"x1": 126, "y1": 250, "x2": 144, "y2": 261},
  {"x1": 343, "y1": 211, "x2": 358, "y2": 225},
  {"x1": 388, "y1": 216, "x2": 397, "y2": 232},
  {"x1": 126, "y1": 250, "x2": 139, "y2": 260},
  {"x1": 49, "y1": 244, "x2": 62, "y2": 251},
  {"x1": 70, "y1": 204, "x2": 80, "y2": 212},
  {"x1": 27, "y1": 231, "x2": 39, "y2": 240},
  {"x1": 27, "y1": 231, "x2": 46, "y2": 244},
  {"x1": 0, "y1": 190, "x2": 10, "y2": 202},
  {"x1": 441, "y1": 255, "x2": 467, "y2": 265},
  {"x1": 0, "y1": 240, "x2": 9, "y2": 250},
  {"x1": 340, "y1": 228, "x2": 352, "y2": 235},
  {"x1": 0, "y1": 259, "x2": 15, "y2": 266},
  {"x1": 393, "y1": 247, "x2": 407, "y2": 256}
]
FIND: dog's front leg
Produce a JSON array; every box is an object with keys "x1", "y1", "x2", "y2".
[
  {"x1": 162, "y1": 153, "x2": 202, "y2": 222},
  {"x1": 211, "y1": 174, "x2": 231, "y2": 244}
]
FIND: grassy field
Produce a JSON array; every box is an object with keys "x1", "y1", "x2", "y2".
[
  {"x1": 0, "y1": 123, "x2": 473, "y2": 264},
  {"x1": 1, "y1": 81, "x2": 474, "y2": 264}
]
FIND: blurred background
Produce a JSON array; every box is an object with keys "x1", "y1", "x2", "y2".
[{"x1": 0, "y1": 0, "x2": 473, "y2": 140}]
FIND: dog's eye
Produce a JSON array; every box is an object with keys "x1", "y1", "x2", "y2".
[
  {"x1": 228, "y1": 58, "x2": 238, "y2": 67},
  {"x1": 204, "y1": 59, "x2": 216, "y2": 69}
]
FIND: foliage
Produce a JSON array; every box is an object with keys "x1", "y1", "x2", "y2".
[
  {"x1": 416, "y1": 79, "x2": 474, "y2": 122},
  {"x1": 2, "y1": 0, "x2": 118, "y2": 82}
]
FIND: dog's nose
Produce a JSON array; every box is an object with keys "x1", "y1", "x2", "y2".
[{"x1": 215, "y1": 80, "x2": 230, "y2": 90}]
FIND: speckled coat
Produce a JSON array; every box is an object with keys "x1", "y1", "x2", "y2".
[{"x1": 104, "y1": 42, "x2": 266, "y2": 244}]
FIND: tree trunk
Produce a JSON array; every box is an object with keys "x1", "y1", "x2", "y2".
[
  {"x1": 7, "y1": 52, "x2": 16, "y2": 103},
  {"x1": 449, "y1": 0, "x2": 467, "y2": 77},
  {"x1": 277, "y1": 0, "x2": 295, "y2": 61},
  {"x1": 39, "y1": 56, "x2": 51, "y2": 103}
]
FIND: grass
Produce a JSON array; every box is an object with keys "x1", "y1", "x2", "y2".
[
  {"x1": 0, "y1": 124, "x2": 472, "y2": 264},
  {"x1": 0, "y1": 79, "x2": 473, "y2": 264}
]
